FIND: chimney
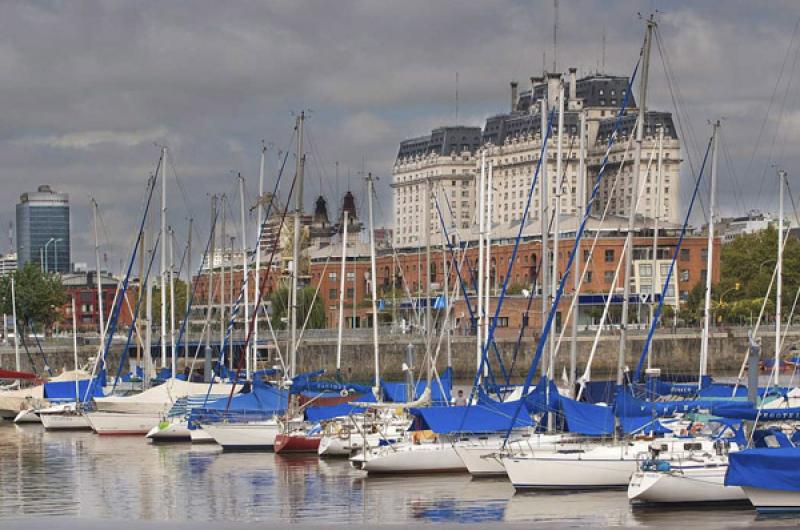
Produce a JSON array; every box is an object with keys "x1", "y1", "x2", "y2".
[
  {"x1": 569, "y1": 67, "x2": 577, "y2": 101},
  {"x1": 546, "y1": 72, "x2": 561, "y2": 108},
  {"x1": 510, "y1": 81, "x2": 518, "y2": 112}
]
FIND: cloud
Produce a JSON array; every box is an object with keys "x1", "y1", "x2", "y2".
[
  {"x1": 17, "y1": 127, "x2": 171, "y2": 150},
  {"x1": 0, "y1": 0, "x2": 796, "y2": 266}
]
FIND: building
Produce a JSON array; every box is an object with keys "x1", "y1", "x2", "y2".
[
  {"x1": 61, "y1": 271, "x2": 128, "y2": 332},
  {"x1": 392, "y1": 126, "x2": 482, "y2": 247},
  {"x1": 0, "y1": 252, "x2": 16, "y2": 276},
  {"x1": 16, "y1": 185, "x2": 71, "y2": 273},
  {"x1": 711, "y1": 211, "x2": 780, "y2": 244},
  {"x1": 391, "y1": 69, "x2": 681, "y2": 249}
]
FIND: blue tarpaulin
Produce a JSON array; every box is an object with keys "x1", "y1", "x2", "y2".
[
  {"x1": 560, "y1": 396, "x2": 615, "y2": 436},
  {"x1": 304, "y1": 393, "x2": 378, "y2": 422},
  {"x1": 44, "y1": 375, "x2": 105, "y2": 402},
  {"x1": 523, "y1": 377, "x2": 560, "y2": 414},
  {"x1": 712, "y1": 404, "x2": 800, "y2": 421},
  {"x1": 581, "y1": 380, "x2": 618, "y2": 404},
  {"x1": 614, "y1": 392, "x2": 749, "y2": 417},
  {"x1": 726, "y1": 447, "x2": 800, "y2": 492},
  {"x1": 382, "y1": 367, "x2": 453, "y2": 405},
  {"x1": 203, "y1": 380, "x2": 287, "y2": 414},
  {"x1": 411, "y1": 400, "x2": 534, "y2": 434}
]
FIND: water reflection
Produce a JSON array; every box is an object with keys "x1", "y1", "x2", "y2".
[{"x1": 1, "y1": 423, "x2": 798, "y2": 527}]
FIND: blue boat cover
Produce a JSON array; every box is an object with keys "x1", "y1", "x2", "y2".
[
  {"x1": 560, "y1": 396, "x2": 615, "y2": 436},
  {"x1": 621, "y1": 416, "x2": 672, "y2": 435},
  {"x1": 44, "y1": 375, "x2": 105, "y2": 402},
  {"x1": 614, "y1": 392, "x2": 748, "y2": 417},
  {"x1": 580, "y1": 380, "x2": 618, "y2": 404},
  {"x1": 304, "y1": 393, "x2": 378, "y2": 422},
  {"x1": 523, "y1": 377, "x2": 560, "y2": 415},
  {"x1": 726, "y1": 447, "x2": 800, "y2": 492},
  {"x1": 711, "y1": 404, "x2": 800, "y2": 421},
  {"x1": 203, "y1": 380, "x2": 288, "y2": 414},
  {"x1": 382, "y1": 367, "x2": 453, "y2": 405},
  {"x1": 295, "y1": 380, "x2": 373, "y2": 395},
  {"x1": 411, "y1": 400, "x2": 534, "y2": 434}
]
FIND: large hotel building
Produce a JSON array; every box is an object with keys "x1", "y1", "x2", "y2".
[{"x1": 392, "y1": 69, "x2": 680, "y2": 248}]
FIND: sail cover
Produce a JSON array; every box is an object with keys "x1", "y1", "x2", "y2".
[
  {"x1": 726, "y1": 447, "x2": 800, "y2": 492},
  {"x1": 382, "y1": 367, "x2": 453, "y2": 405},
  {"x1": 560, "y1": 396, "x2": 615, "y2": 435},
  {"x1": 411, "y1": 400, "x2": 533, "y2": 434}
]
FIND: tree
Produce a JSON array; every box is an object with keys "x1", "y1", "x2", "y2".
[
  {"x1": 0, "y1": 262, "x2": 68, "y2": 333},
  {"x1": 150, "y1": 279, "x2": 189, "y2": 329},
  {"x1": 269, "y1": 284, "x2": 326, "y2": 330}
]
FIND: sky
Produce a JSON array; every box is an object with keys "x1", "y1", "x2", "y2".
[{"x1": 0, "y1": 0, "x2": 798, "y2": 272}]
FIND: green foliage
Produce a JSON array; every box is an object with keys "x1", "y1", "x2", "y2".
[
  {"x1": 710, "y1": 225, "x2": 799, "y2": 324},
  {"x1": 0, "y1": 262, "x2": 68, "y2": 332},
  {"x1": 269, "y1": 284, "x2": 326, "y2": 330},
  {"x1": 150, "y1": 279, "x2": 189, "y2": 329}
]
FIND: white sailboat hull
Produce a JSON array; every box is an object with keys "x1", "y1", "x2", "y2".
[
  {"x1": 628, "y1": 467, "x2": 746, "y2": 504},
  {"x1": 85, "y1": 412, "x2": 161, "y2": 435},
  {"x1": 743, "y1": 487, "x2": 800, "y2": 513},
  {"x1": 40, "y1": 412, "x2": 90, "y2": 430},
  {"x1": 146, "y1": 420, "x2": 191, "y2": 441},
  {"x1": 358, "y1": 444, "x2": 466, "y2": 474},
  {"x1": 13, "y1": 409, "x2": 40, "y2": 424},
  {"x1": 504, "y1": 453, "x2": 637, "y2": 489},
  {"x1": 455, "y1": 434, "x2": 563, "y2": 477},
  {"x1": 203, "y1": 421, "x2": 280, "y2": 450}
]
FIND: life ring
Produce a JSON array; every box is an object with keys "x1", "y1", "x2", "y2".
[{"x1": 340, "y1": 388, "x2": 349, "y2": 397}]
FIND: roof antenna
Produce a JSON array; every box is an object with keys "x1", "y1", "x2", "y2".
[
  {"x1": 455, "y1": 71, "x2": 459, "y2": 123},
  {"x1": 601, "y1": 26, "x2": 607, "y2": 73},
  {"x1": 553, "y1": 0, "x2": 559, "y2": 72}
]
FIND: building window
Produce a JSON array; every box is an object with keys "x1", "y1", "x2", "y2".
[
  {"x1": 328, "y1": 272, "x2": 337, "y2": 281},
  {"x1": 497, "y1": 317, "x2": 509, "y2": 327},
  {"x1": 604, "y1": 271, "x2": 614, "y2": 284},
  {"x1": 640, "y1": 264, "x2": 652, "y2": 278},
  {"x1": 604, "y1": 249, "x2": 615, "y2": 263},
  {"x1": 586, "y1": 271, "x2": 593, "y2": 283},
  {"x1": 329, "y1": 289, "x2": 337, "y2": 299},
  {"x1": 701, "y1": 248, "x2": 708, "y2": 261},
  {"x1": 680, "y1": 248, "x2": 690, "y2": 261},
  {"x1": 680, "y1": 269, "x2": 689, "y2": 282},
  {"x1": 346, "y1": 288, "x2": 354, "y2": 299}
]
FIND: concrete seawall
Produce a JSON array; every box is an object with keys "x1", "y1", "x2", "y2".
[{"x1": 2, "y1": 326, "x2": 795, "y2": 382}]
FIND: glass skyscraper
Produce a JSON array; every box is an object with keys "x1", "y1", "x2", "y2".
[{"x1": 16, "y1": 185, "x2": 71, "y2": 273}]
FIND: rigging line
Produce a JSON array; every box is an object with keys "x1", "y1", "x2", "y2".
[
  {"x1": 739, "y1": 16, "x2": 800, "y2": 204},
  {"x1": 502, "y1": 57, "x2": 642, "y2": 444},
  {"x1": 111, "y1": 231, "x2": 162, "y2": 392},
  {"x1": 634, "y1": 135, "x2": 714, "y2": 381},
  {"x1": 718, "y1": 128, "x2": 747, "y2": 214},
  {"x1": 653, "y1": 28, "x2": 706, "y2": 222},
  {"x1": 167, "y1": 151, "x2": 204, "y2": 244},
  {"x1": 87, "y1": 161, "x2": 162, "y2": 399}
]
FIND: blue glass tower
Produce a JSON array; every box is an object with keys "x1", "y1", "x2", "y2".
[{"x1": 16, "y1": 185, "x2": 71, "y2": 273}]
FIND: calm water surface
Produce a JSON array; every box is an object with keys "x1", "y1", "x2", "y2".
[{"x1": 0, "y1": 422, "x2": 798, "y2": 528}]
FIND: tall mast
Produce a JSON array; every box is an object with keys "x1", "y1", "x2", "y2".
[
  {"x1": 290, "y1": 111, "x2": 305, "y2": 379},
  {"x1": 145, "y1": 202, "x2": 154, "y2": 387},
  {"x1": 777, "y1": 169, "x2": 785, "y2": 387},
  {"x1": 367, "y1": 174, "x2": 381, "y2": 389},
  {"x1": 484, "y1": 159, "x2": 493, "y2": 377},
  {"x1": 254, "y1": 147, "x2": 265, "y2": 375},
  {"x1": 441, "y1": 186, "x2": 452, "y2": 368},
  {"x1": 649, "y1": 126, "x2": 664, "y2": 369},
  {"x1": 71, "y1": 296, "x2": 79, "y2": 402},
  {"x1": 549, "y1": 76, "x2": 564, "y2": 388},
  {"x1": 185, "y1": 218, "x2": 192, "y2": 363},
  {"x1": 618, "y1": 18, "x2": 654, "y2": 386},
  {"x1": 700, "y1": 121, "x2": 719, "y2": 381},
  {"x1": 169, "y1": 227, "x2": 176, "y2": 378},
  {"x1": 160, "y1": 146, "x2": 168, "y2": 371},
  {"x1": 424, "y1": 174, "x2": 433, "y2": 386},
  {"x1": 205, "y1": 195, "x2": 217, "y2": 377},
  {"x1": 336, "y1": 211, "x2": 349, "y2": 375},
  {"x1": 219, "y1": 195, "x2": 226, "y2": 371},
  {"x1": 239, "y1": 174, "x2": 250, "y2": 379},
  {"x1": 476, "y1": 151, "x2": 486, "y2": 380},
  {"x1": 11, "y1": 276, "x2": 19, "y2": 371},
  {"x1": 540, "y1": 95, "x2": 550, "y2": 378},
  {"x1": 570, "y1": 109, "x2": 586, "y2": 396},
  {"x1": 228, "y1": 235, "x2": 234, "y2": 369},
  {"x1": 92, "y1": 199, "x2": 105, "y2": 348}
]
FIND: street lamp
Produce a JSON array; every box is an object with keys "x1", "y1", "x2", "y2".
[
  {"x1": 43, "y1": 238, "x2": 55, "y2": 273},
  {"x1": 717, "y1": 283, "x2": 741, "y2": 324},
  {"x1": 53, "y1": 238, "x2": 63, "y2": 272}
]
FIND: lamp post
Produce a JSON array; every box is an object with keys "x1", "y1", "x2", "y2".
[
  {"x1": 43, "y1": 238, "x2": 55, "y2": 273},
  {"x1": 717, "y1": 283, "x2": 740, "y2": 324},
  {"x1": 53, "y1": 238, "x2": 63, "y2": 273}
]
